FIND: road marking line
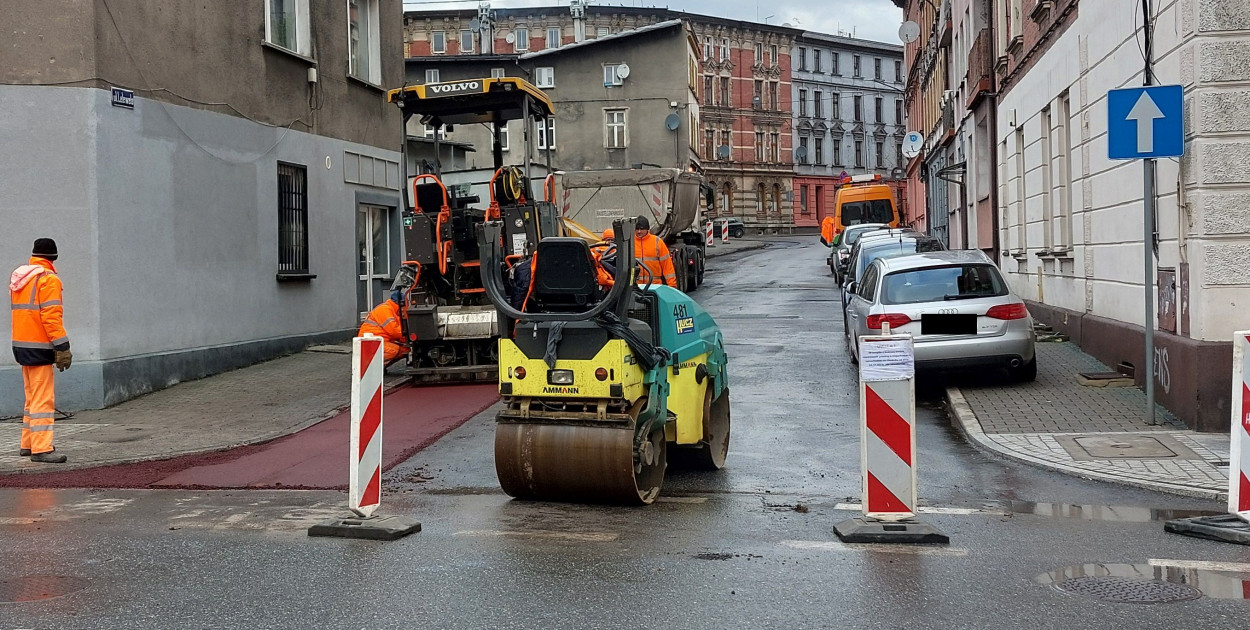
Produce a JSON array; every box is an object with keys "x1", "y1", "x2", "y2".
[
  {"x1": 781, "y1": 539, "x2": 970, "y2": 557},
  {"x1": 454, "y1": 529, "x2": 619, "y2": 542},
  {"x1": 834, "y1": 502, "x2": 1001, "y2": 516},
  {"x1": 1149, "y1": 559, "x2": 1250, "y2": 573}
]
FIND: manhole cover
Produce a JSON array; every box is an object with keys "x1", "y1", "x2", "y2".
[
  {"x1": 0, "y1": 575, "x2": 89, "y2": 602},
  {"x1": 1053, "y1": 575, "x2": 1202, "y2": 603},
  {"x1": 1074, "y1": 435, "x2": 1176, "y2": 458}
]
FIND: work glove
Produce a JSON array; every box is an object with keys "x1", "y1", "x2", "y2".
[{"x1": 54, "y1": 349, "x2": 72, "y2": 372}]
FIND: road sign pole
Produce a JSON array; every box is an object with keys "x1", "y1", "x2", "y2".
[{"x1": 1144, "y1": 158, "x2": 1157, "y2": 426}]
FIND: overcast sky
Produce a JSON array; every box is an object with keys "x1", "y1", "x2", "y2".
[{"x1": 401, "y1": 0, "x2": 905, "y2": 45}]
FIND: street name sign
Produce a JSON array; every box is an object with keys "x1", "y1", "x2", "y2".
[{"x1": 1107, "y1": 85, "x2": 1183, "y2": 159}]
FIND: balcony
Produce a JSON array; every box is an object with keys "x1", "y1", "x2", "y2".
[{"x1": 965, "y1": 29, "x2": 993, "y2": 108}]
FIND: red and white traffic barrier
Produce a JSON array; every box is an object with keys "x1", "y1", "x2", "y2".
[
  {"x1": 858, "y1": 332, "x2": 917, "y2": 519},
  {"x1": 1229, "y1": 331, "x2": 1250, "y2": 521},
  {"x1": 705, "y1": 221, "x2": 715, "y2": 247},
  {"x1": 350, "y1": 335, "x2": 385, "y2": 518},
  {"x1": 721, "y1": 218, "x2": 730, "y2": 244}
]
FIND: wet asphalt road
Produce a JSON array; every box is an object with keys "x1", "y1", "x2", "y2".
[{"x1": 3, "y1": 239, "x2": 1249, "y2": 629}]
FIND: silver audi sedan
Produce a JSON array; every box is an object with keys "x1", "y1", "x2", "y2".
[{"x1": 845, "y1": 250, "x2": 1036, "y2": 381}]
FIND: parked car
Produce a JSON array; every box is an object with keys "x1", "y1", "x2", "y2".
[
  {"x1": 839, "y1": 231, "x2": 942, "y2": 335},
  {"x1": 712, "y1": 217, "x2": 746, "y2": 238},
  {"x1": 828, "y1": 222, "x2": 889, "y2": 279},
  {"x1": 844, "y1": 250, "x2": 1036, "y2": 381}
]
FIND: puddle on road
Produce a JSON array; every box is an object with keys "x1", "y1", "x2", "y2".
[
  {"x1": 1038, "y1": 563, "x2": 1250, "y2": 601},
  {"x1": 995, "y1": 501, "x2": 1221, "y2": 523}
]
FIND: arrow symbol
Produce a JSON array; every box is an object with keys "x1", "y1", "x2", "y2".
[{"x1": 1127, "y1": 91, "x2": 1165, "y2": 154}]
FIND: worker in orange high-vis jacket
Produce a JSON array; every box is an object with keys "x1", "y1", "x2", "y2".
[
  {"x1": 358, "y1": 291, "x2": 410, "y2": 365},
  {"x1": 10, "y1": 238, "x2": 71, "y2": 464},
  {"x1": 820, "y1": 215, "x2": 837, "y2": 247},
  {"x1": 632, "y1": 216, "x2": 678, "y2": 288}
]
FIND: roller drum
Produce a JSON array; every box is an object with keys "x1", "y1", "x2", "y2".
[{"x1": 495, "y1": 422, "x2": 665, "y2": 505}]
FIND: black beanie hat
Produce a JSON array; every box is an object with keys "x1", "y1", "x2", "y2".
[
  {"x1": 635, "y1": 216, "x2": 650, "y2": 231},
  {"x1": 32, "y1": 238, "x2": 58, "y2": 260}
]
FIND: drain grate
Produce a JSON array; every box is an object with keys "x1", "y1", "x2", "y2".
[
  {"x1": 0, "y1": 575, "x2": 90, "y2": 603},
  {"x1": 1053, "y1": 575, "x2": 1202, "y2": 604}
]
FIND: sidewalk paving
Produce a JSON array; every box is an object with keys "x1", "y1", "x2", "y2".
[
  {"x1": 947, "y1": 341, "x2": 1231, "y2": 501},
  {"x1": 0, "y1": 346, "x2": 406, "y2": 475}
]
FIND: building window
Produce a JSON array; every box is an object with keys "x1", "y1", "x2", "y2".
[
  {"x1": 597, "y1": 27, "x2": 609, "y2": 38},
  {"x1": 603, "y1": 63, "x2": 626, "y2": 87},
  {"x1": 756, "y1": 182, "x2": 766, "y2": 213},
  {"x1": 831, "y1": 92, "x2": 840, "y2": 119},
  {"x1": 755, "y1": 43, "x2": 763, "y2": 64},
  {"x1": 496, "y1": 123, "x2": 510, "y2": 151},
  {"x1": 800, "y1": 185, "x2": 809, "y2": 214},
  {"x1": 770, "y1": 132, "x2": 780, "y2": 162},
  {"x1": 702, "y1": 75, "x2": 713, "y2": 104},
  {"x1": 719, "y1": 76, "x2": 730, "y2": 105},
  {"x1": 769, "y1": 82, "x2": 779, "y2": 111},
  {"x1": 705, "y1": 128, "x2": 716, "y2": 159},
  {"x1": 895, "y1": 99, "x2": 903, "y2": 125},
  {"x1": 770, "y1": 44, "x2": 778, "y2": 65},
  {"x1": 814, "y1": 90, "x2": 823, "y2": 118},
  {"x1": 814, "y1": 137, "x2": 824, "y2": 164},
  {"x1": 853, "y1": 54, "x2": 862, "y2": 77},
  {"x1": 853, "y1": 95, "x2": 863, "y2": 121},
  {"x1": 425, "y1": 69, "x2": 440, "y2": 84},
  {"x1": 896, "y1": 141, "x2": 903, "y2": 165},
  {"x1": 491, "y1": 67, "x2": 506, "y2": 78},
  {"x1": 704, "y1": 37, "x2": 714, "y2": 60},
  {"x1": 798, "y1": 47, "x2": 807, "y2": 71},
  {"x1": 347, "y1": 0, "x2": 380, "y2": 83},
  {"x1": 814, "y1": 49, "x2": 822, "y2": 73},
  {"x1": 547, "y1": 27, "x2": 560, "y2": 49},
  {"x1": 605, "y1": 109, "x2": 628, "y2": 148},
  {"x1": 875, "y1": 141, "x2": 884, "y2": 168},
  {"x1": 754, "y1": 132, "x2": 764, "y2": 162},
  {"x1": 266, "y1": 0, "x2": 310, "y2": 56},
  {"x1": 895, "y1": 60, "x2": 903, "y2": 82},
  {"x1": 514, "y1": 27, "x2": 529, "y2": 52},
  {"x1": 277, "y1": 163, "x2": 309, "y2": 275},
  {"x1": 721, "y1": 38, "x2": 729, "y2": 60},
  {"x1": 720, "y1": 129, "x2": 732, "y2": 159},
  {"x1": 460, "y1": 29, "x2": 474, "y2": 53},
  {"x1": 1056, "y1": 92, "x2": 1073, "y2": 249},
  {"x1": 874, "y1": 96, "x2": 883, "y2": 123},
  {"x1": 536, "y1": 117, "x2": 555, "y2": 150},
  {"x1": 772, "y1": 183, "x2": 782, "y2": 213},
  {"x1": 798, "y1": 89, "x2": 808, "y2": 117},
  {"x1": 833, "y1": 138, "x2": 842, "y2": 165},
  {"x1": 753, "y1": 80, "x2": 763, "y2": 108},
  {"x1": 874, "y1": 57, "x2": 882, "y2": 80},
  {"x1": 798, "y1": 136, "x2": 809, "y2": 163},
  {"x1": 831, "y1": 52, "x2": 840, "y2": 75},
  {"x1": 854, "y1": 140, "x2": 864, "y2": 167},
  {"x1": 535, "y1": 67, "x2": 555, "y2": 88},
  {"x1": 431, "y1": 29, "x2": 446, "y2": 54}
]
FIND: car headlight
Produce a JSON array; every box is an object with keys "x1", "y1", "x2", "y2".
[{"x1": 548, "y1": 369, "x2": 574, "y2": 385}]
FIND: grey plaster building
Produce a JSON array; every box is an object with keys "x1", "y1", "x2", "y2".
[
  {"x1": 403, "y1": 20, "x2": 700, "y2": 174},
  {"x1": 791, "y1": 32, "x2": 906, "y2": 230},
  {"x1": 0, "y1": 0, "x2": 404, "y2": 414}
]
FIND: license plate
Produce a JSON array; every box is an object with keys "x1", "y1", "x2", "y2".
[{"x1": 921, "y1": 314, "x2": 977, "y2": 335}]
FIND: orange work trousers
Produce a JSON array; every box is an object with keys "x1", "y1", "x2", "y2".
[
  {"x1": 21, "y1": 364, "x2": 56, "y2": 455},
  {"x1": 384, "y1": 342, "x2": 407, "y2": 363}
]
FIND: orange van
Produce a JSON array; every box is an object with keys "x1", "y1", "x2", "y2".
[{"x1": 831, "y1": 174, "x2": 900, "y2": 238}]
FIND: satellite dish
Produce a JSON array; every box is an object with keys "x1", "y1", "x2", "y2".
[
  {"x1": 616, "y1": 63, "x2": 631, "y2": 79},
  {"x1": 717, "y1": 144, "x2": 731, "y2": 160},
  {"x1": 902, "y1": 131, "x2": 923, "y2": 159},
  {"x1": 664, "y1": 113, "x2": 681, "y2": 131},
  {"x1": 794, "y1": 145, "x2": 808, "y2": 161},
  {"x1": 505, "y1": 32, "x2": 516, "y2": 44},
  {"x1": 898, "y1": 21, "x2": 921, "y2": 44},
  {"x1": 469, "y1": 18, "x2": 482, "y2": 33}
]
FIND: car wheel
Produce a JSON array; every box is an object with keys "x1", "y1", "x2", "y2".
[
  {"x1": 732, "y1": 229, "x2": 744, "y2": 238},
  {"x1": 1012, "y1": 357, "x2": 1037, "y2": 383},
  {"x1": 849, "y1": 334, "x2": 859, "y2": 364},
  {"x1": 842, "y1": 303, "x2": 850, "y2": 339}
]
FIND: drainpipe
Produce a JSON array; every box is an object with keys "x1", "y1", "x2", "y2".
[{"x1": 986, "y1": 3, "x2": 1001, "y2": 261}]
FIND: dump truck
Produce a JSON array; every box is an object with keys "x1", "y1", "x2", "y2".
[{"x1": 558, "y1": 168, "x2": 712, "y2": 292}]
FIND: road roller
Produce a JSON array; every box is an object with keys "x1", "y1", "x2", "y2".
[{"x1": 477, "y1": 217, "x2": 731, "y2": 504}]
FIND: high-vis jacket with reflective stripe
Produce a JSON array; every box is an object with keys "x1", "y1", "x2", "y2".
[
  {"x1": 10, "y1": 257, "x2": 69, "y2": 367},
  {"x1": 358, "y1": 299, "x2": 405, "y2": 344},
  {"x1": 634, "y1": 233, "x2": 678, "y2": 288}
]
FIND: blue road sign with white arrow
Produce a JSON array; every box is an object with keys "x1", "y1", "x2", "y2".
[{"x1": 1107, "y1": 84, "x2": 1184, "y2": 159}]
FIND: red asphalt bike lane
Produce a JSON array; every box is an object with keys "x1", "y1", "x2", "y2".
[{"x1": 0, "y1": 385, "x2": 499, "y2": 490}]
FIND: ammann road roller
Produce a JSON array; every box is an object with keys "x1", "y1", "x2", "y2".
[{"x1": 478, "y1": 218, "x2": 731, "y2": 504}]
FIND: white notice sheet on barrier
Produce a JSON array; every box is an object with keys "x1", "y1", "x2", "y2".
[{"x1": 859, "y1": 337, "x2": 915, "y2": 382}]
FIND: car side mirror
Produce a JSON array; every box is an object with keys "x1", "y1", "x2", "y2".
[{"x1": 847, "y1": 282, "x2": 858, "y2": 294}]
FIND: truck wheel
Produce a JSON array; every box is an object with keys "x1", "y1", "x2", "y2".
[{"x1": 696, "y1": 252, "x2": 705, "y2": 286}]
